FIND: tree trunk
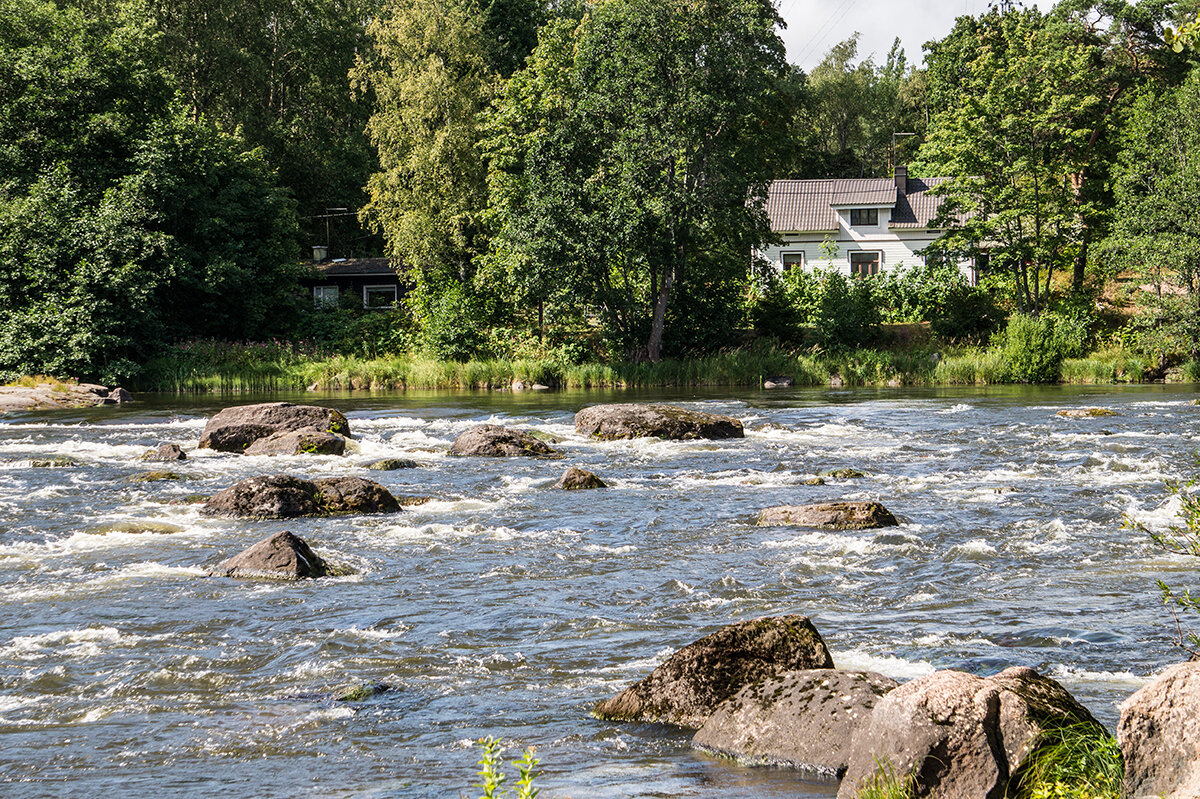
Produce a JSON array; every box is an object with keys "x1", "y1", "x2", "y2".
[
  {"x1": 1072, "y1": 224, "x2": 1089, "y2": 293},
  {"x1": 646, "y1": 267, "x2": 675, "y2": 363}
]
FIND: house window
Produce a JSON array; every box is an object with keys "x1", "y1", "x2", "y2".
[
  {"x1": 850, "y1": 208, "x2": 878, "y2": 227},
  {"x1": 313, "y1": 285, "x2": 338, "y2": 307},
  {"x1": 781, "y1": 252, "x2": 804, "y2": 272},
  {"x1": 362, "y1": 284, "x2": 398, "y2": 308},
  {"x1": 849, "y1": 251, "x2": 882, "y2": 277}
]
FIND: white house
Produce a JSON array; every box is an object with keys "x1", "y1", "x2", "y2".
[{"x1": 759, "y1": 166, "x2": 977, "y2": 283}]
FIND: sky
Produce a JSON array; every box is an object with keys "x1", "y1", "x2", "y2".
[{"x1": 778, "y1": 0, "x2": 1037, "y2": 71}]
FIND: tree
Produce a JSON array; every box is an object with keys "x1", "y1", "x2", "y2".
[
  {"x1": 486, "y1": 0, "x2": 793, "y2": 361},
  {"x1": 916, "y1": 6, "x2": 1103, "y2": 313},
  {"x1": 1106, "y1": 67, "x2": 1200, "y2": 364},
  {"x1": 0, "y1": 0, "x2": 300, "y2": 382}
]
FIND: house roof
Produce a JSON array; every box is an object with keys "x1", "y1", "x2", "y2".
[
  {"x1": 765, "y1": 176, "x2": 960, "y2": 232},
  {"x1": 311, "y1": 257, "x2": 398, "y2": 277}
]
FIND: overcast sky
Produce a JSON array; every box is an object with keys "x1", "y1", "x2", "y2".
[{"x1": 778, "y1": 0, "x2": 1038, "y2": 72}]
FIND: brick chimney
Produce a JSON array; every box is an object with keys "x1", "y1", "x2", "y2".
[{"x1": 895, "y1": 165, "x2": 908, "y2": 198}]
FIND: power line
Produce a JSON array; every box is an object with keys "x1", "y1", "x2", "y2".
[{"x1": 794, "y1": 0, "x2": 859, "y2": 67}]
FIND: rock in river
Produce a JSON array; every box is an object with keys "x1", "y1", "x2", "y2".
[
  {"x1": 693, "y1": 669, "x2": 898, "y2": 776},
  {"x1": 594, "y1": 615, "x2": 833, "y2": 729},
  {"x1": 201, "y1": 474, "x2": 400, "y2": 519},
  {"x1": 1119, "y1": 661, "x2": 1200, "y2": 799},
  {"x1": 139, "y1": 443, "x2": 187, "y2": 462},
  {"x1": 450, "y1": 424, "x2": 560, "y2": 457},
  {"x1": 243, "y1": 429, "x2": 346, "y2": 456},
  {"x1": 837, "y1": 666, "x2": 1104, "y2": 799},
  {"x1": 575, "y1": 403, "x2": 743, "y2": 441},
  {"x1": 554, "y1": 466, "x2": 606, "y2": 490},
  {"x1": 758, "y1": 501, "x2": 897, "y2": 530},
  {"x1": 209, "y1": 530, "x2": 329, "y2": 579},
  {"x1": 198, "y1": 402, "x2": 350, "y2": 453}
]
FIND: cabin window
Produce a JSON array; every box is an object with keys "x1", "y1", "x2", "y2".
[
  {"x1": 362, "y1": 284, "x2": 398, "y2": 308},
  {"x1": 849, "y1": 208, "x2": 878, "y2": 227},
  {"x1": 849, "y1": 251, "x2": 882, "y2": 277},
  {"x1": 313, "y1": 285, "x2": 338, "y2": 307},
  {"x1": 781, "y1": 252, "x2": 804, "y2": 272}
]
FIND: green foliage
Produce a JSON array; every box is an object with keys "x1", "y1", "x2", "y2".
[
  {"x1": 475, "y1": 737, "x2": 539, "y2": 799},
  {"x1": 1007, "y1": 723, "x2": 1123, "y2": 799},
  {"x1": 873, "y1": 261, "x2": 1003, "y2": 341},
  {"x1": 486, "y1": 0, "x2": 792, "y2": 361},
  {"x1": 997, "y1": 314, "x2": 1068, "y2": 384},
  {"x1": 0, "y1": 1, "x2": 300, "y2": 383},
  {"x1": 853, "y1": 759, "x2": 916, "y2": 799},
  {"x1": 1125, "y1": 468, "x2": 1200, "y2": 658}
]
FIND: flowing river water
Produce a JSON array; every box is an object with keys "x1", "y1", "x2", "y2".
[{"x1": 0, "y1": 385, "x2": 1197, "y2": 798}]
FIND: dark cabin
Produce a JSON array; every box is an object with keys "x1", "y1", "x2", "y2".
[{"x1": 303, "y1": 246, "x2": 406, "y2": 309}]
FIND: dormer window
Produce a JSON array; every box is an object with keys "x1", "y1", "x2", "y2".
[{"x1": 850, "y1": 208, "x2": 878, "y2": 226}]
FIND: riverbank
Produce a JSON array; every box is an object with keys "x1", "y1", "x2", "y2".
[
  {"x1": 131, "y1": 341, "x2": 1193, "y2": 393},
  {"x1": 0, "y1": 378, "x2": 131, "y2": 412}
]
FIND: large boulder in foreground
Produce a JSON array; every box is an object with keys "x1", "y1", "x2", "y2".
[
  {"x1": 209, "y1": 530, "x2": 329, "y2": 579},
  {"x1": 575, "y1": 403, "x2": 744, "y2": 441},
  {"x1": 837, "y1": 667, "x2": 1103, "y2": 799},
  {"x1": 693, "y1": 669, "x2": 898, "y2": 777},
  {"x1": 243, "y1": 429, "x2": 347, "y2": 456},
  {"x1": 758, "y1": 502, "x2": 897, "y2": 530},
  {"x1": 201, "y1": 474, "x2": 400, "y2": 519},
  {"x1": 450, "y1": 424, "x2": 560, "y2": 457},
  {"x1": 1119, "y1": 661, "x2": 1200, "y2": 799},
  {"x1": 198, "y1": 402, "x2": 350, "y2": 453},
  {"x1": 594, "y1": 615, "x2": 833, "y2": 729}
]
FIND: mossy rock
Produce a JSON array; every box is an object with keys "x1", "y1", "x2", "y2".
[
  {"x1": 1057, "y1": 407, "x2": 1118, "y2": 418},
  {"x1": 801, "y1": 477, "x2": 827, "y2": 486},
  {"x1": 527, "y1": 430, "x2": 564, "y2": 444},
  {"x1": 367, "y1": 458, "x2": 418, "y2": 471},
  {"x1": 397, "y1": 495, "x2": 434, "y2": 507},
  {"x1": 91, "y1": 520, "x2": 185, "y2": 535},
  {"x1": 335, "y1": 682, "x2": 395, "y2": 702},
  {"x1": 29, "y1": 457, "x2": 79, "y2": 468},
  {"x1": 128, "y1": 471, "x2": 185, "y2": 482},
  {"x1": 821, "y1": 468, "x2": 865, "y2": 479}
]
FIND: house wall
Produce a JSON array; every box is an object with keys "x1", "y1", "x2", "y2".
[{"x1": 758, "y1": 208, "x2": 975, "y2": 282}]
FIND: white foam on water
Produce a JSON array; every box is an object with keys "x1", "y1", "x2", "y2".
[
  {"x1": 833, "y1": 648, "x2": 936, "y2": 681},
  {"x1": 1, "y1": 626, "x2": 149, "y2": 659},
  {"x1": 580, "y1": 544, "x2": 636, "y2": 555},
  {"x1": 1124, "y1": 493, "x2": 1186, "y2": 532},
  {"x1": 0, "y1": 525, "x2": 205, "y2": 560},
  {"x1": 937, "y1": 403, "x2": 974, "y2": 414},
  {"x1": 949, "y1": 539, "x2": 997, "y2": 558},
  {"x1": 762, "y1": 530, "x2": 876, "y2": 556},
  {"x1": 590, "y1": 647, "x2": 675, "y2": 675},
  {"x1": 334, "y1": 625, "x2": 412, "y2": 641},
  {"x1": 1049, "y1": 664, "x2": 1153, "y2": 688}
]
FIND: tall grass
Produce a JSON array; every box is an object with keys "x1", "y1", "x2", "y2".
[
  {"x1": 131, "y1": 337, "x2": 1174, "y2": 393},
  {"x1": 1007, "y1": 723, "x2": 1123, "y2": 799}
]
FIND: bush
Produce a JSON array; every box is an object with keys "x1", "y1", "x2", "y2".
[{"x1": 999, "y1": 314, "x2": 1066, "y2": 383}]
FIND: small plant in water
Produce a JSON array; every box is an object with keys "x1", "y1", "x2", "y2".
[{"x1": 475, "y1": 736, "x2": 539, "y2": 799}]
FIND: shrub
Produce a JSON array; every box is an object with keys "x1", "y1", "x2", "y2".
[{"x1": 999, "y1": 314, "x2": 1066, "y2": 383}]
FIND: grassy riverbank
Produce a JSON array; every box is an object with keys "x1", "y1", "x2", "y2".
[{"x1": 130, "y1": 339, "x2": 1197, "y2": 393}]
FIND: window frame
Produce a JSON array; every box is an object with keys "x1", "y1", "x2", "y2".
[
  {"x1": 313, "y1": 285, "x2": 339, "y2": 308},
  {"x1": 849, "y1": 208, "x2": 879, "y2": 227},
  {"x1": 781, "y1": 251, "x2": 804, "y2": 273},
  {"x1": 362, "y1": 284, "x2": 398, "y2": 309},
  {"x1": 849, "y1": 250, "x2": 882, "y2": 277}
]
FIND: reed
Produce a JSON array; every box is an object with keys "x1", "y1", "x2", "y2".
[{"x1": 1061, "y1": 349, "x2": 1152, "y2": 384}]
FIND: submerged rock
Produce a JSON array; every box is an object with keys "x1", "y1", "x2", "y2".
[
  {"x1": 335, "y1": 682, "x2": 395, "y2": 702},
  {"x1": 198, "y1": 402, "x2": 350, "y2": 453},
  {"x1": 128, "y1": 471, "x2": 184, "y2": 482},
  {"x1": 1057, "y1": 407, "x2": 1118, "y2": 418},
  {"x1": 575, "y1": 403, "x2": 744, "y2": 441},
  {"x1": 450, "y1": 424, "x2": 560, "y2": 457},
  {"x1": 1119, "y1": 661, "x2": 1200, "y2": 799},
  {"x1": 200, "y1": 474, "x2": 400, "y2": 519},
  {"x1": 554, "y1": 466, "x2": 606, "y2": 490},
  {"x1": 139, "y1": 443, "x2": 187, "y2": 462},
  {"x1": 758, "y1": 502, "x2": 897, "y2": 530},
  {"x1": 243, "y1": 429, "x2": 346, "y2": 456},
  {"x1": 763, "y1": 376, "x2": 793, "y2": 389},
  {"x1": 367, "y1": 458, "x2": 418, "y2": 471},
  {"x1": 693, "y1": 669, "x2": 898, "y2": 776},
  {"x1": 821, "y1": 468, "x2": 865, "y2": 479},
  {"x1": 28, "y1": 456, "x2": 79, "y2": 468},
  {"x1": 594, "y1": 615, "x2": 834, "y2": 729},
  {"x1": 209, "y1": 530, "x2": 329, "y2": 579},
  {"x1": 837, "y1": 667, "x2": 1103, "y2": 799}
]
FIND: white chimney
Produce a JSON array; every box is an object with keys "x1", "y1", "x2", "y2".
[{"x1": 312, "y1": 244, "x2": 328, "y2": 262}]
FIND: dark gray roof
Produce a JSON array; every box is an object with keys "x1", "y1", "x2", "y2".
[
  {"x1": 765, "y1": 176, "x2": 959, "y2": 232},
  {"x1": 312, "y1": 257, "x2": 398, "y2": 277}
]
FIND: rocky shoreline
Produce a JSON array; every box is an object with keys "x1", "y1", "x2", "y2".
[{"x1": 0, "y1": 381, "x2": 131, "y2": 412}]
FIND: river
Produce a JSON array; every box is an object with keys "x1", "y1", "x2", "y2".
[{"x1": 0, "y1": 384, "x2": 1196, "y2": 798}]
